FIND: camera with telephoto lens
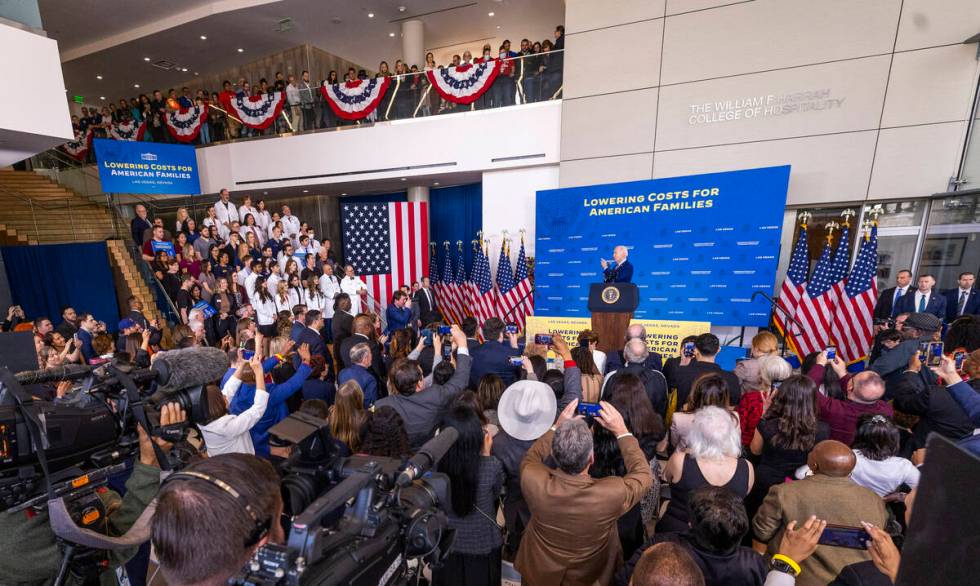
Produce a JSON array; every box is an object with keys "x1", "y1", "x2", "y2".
[
  {"x1": 0, "y1": 347, "x2": 227, "y2": 584},
  {"x1": 232, "y1": 413, "x2": 459, "y2": 586},
  {"x1": 873, "y1": 317, "x2": 895, "y2": 329}
]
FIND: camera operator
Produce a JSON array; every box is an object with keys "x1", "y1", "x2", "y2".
[
  {"x1": 0, "y1": 403, "x2": 186, "y2": 585},
  {"x1": 151, "y1": 453, "x2": 283, "y2": 586}
]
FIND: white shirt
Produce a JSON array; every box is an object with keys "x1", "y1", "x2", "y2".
[
  {"x1": 251, "y1": 296, "x2": 278, "y2": 325},
  {"x1": 319, "y1": 274, "x2": 341, "y2": 318},
  {"x1": 341, "y1": 275, "x2": 367, "y2": 314},
  {"x1": 239, "y1": 225, "x2": 266, "y2": 246},
  {"x1": 203, "y1": 216, "x2": 229, "y2": 240},
  {"x1": 913, "y1": 290, "x2": 931, "y2": 311},
  {"x1": 255, "y1": 210, "x2": 272, "y2": 231},
  {"x1": 274, "y1": 294, "x2": 292, "y2": 314},
  {"x1": 306, "y1": 290, "x2": 328, "y2": 314},
  {"x1": 236, "y1": 268, "x2": 250, "y2": 288},
  {"x1": 286, "y1": 82, "x2": 301, "y2": 105},
  {"x1": 239, "y1": 205, "x2": 259, "y2": 225},
  {"x1": 281, "y1": 214, "x2": 301, "y2": 239},
  {"x1": 287, "y1": 288, "x2": 303, "y2": 309},
  {"x1": 214, "y1": 199, "x2": 240, "y2": 227},
  {"x1": 199, "y1": 380, "x2": 269, "y2": 456},
  {"x1": 244, "y1": 272, "x2": 258, "y2": 298},
  {"x1": 850, "y1": 451, "x2": 920, "y2": 497},
  {"x1": 266, "y1": 273, "x2": 282, "y2": 295}
]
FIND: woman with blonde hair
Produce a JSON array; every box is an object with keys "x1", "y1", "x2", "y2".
[
  {"x1": 175, "y1": 207, "x2": 189, "y2": 233},
  {"x1": 274, "y1": 280, "x2": 292, "y2": 314},
  {"x1": 330, "y1": 380, "x2": 367, "y2": 452}
]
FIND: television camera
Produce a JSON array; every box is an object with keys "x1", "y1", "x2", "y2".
[{"x1": 233, "y1": 412, "x2": 460, "y2": 586}]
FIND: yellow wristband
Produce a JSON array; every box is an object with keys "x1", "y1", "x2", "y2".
[
  {"x1": 772, "y1": 554, "x2": 801, "y2": 576},
  {"x1": 275, "y1": 353, "x2": 284, "y2": 362}
]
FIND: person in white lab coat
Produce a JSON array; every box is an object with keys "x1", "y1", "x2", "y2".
[
  {"x1": 214, "y1": 188, "x2": 240, "y2": 234},
  {"x1": 281, "y1": 205, "x2": 301, "y2": 241},
  {"x1": 341, "y1": 264, "x2": 368, "y2": 314},
  {"x1": 319, "y1": 263, "x2": 342, "y2": 341}
]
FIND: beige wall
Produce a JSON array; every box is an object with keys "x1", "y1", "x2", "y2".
[{"x1": 559, "y1": 0, "x2": 980, "y2": 205}]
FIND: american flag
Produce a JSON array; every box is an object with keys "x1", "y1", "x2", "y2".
[
  {"x1": 830, "y1": 225, "x2": 878, "y2": 362},
  {"x1": 774, "y1": 224, "x2": 808, "y2": 356},
  {"x1": 469, "y1": 245, "x2": 496, "y2": 327},
  {"x1": 441, "y1": 244, "x2": 463, "y2": 324},
  {"x1": 454, "y1": 244, "x2": 469, "y2": 318},
  {"x1": 428, "y1": 242, "x2": 443, "y2": 318},
  {"x1": 496, "y1": 243, "x2": 516, "y2": 321},
  {"x1": 511, "y1": 239, "x2": 533, "y2": 329},
  {"x1": 341, "y1": 202, "x2": 428, "y2": 318},
  {"x1": 793, "y1": 227, "x2": 851, "y2": 357}
]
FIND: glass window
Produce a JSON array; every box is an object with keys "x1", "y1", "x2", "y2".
[
  {"x1": 870, "y1": 200, "x2": 927, "y2": 290},
  {"x1": 958, "y1": 77, "x2": 980, "y2": 190},
  {"x1": 919, "y1": 194, "x2": 980, "y2": 290}
]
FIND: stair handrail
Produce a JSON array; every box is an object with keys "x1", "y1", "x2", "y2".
[{"x1": 116, "y1": 239, "x2": 182, "y2": 325}]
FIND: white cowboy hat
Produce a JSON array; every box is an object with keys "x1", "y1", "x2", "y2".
[{"x1": 497, "y1": 380, "x2": 557, "y2": 441}]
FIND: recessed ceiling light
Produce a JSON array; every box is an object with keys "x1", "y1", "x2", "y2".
[
  {"x1": 496, "y1": 25, "x2": 501, "y2": 29},
  {"x1": 134, "y1": 83, "x2": 140, "y2": 88},
  {"x1": 99, "y1": 96, "x2": 105, "y2": 100},
  {"x1": 341, "y1": 192, "x2": 348, "y2": 196},
  {"x1": 200, "y1": 35, "x2": 207, "y2": 40},
  {"x1": 367, "y1": 12, "x2": 374, "y2": 18},
  {"x1": 398, "y1": 6, "x2": 406, "y2": 11},
  {"x1": 388, "y1": 32, "x2": 395, "y2": 37},
  {"x1": 96, "y1": 75, "x2": 102, "y2": 80},
  {"x1": 433, "y1": 182, "x2": 440, "y2": 186},
  {"x1": 488, "y1": 11, "x2": 495, "y2": 17},
  {"x1": 302, "y1": 189, "x2": 309, "y2": 193},
  {"x1": 181, "y1": 68, "x2": 188, "y2": 72},
  {"x1": 194, "y1": 72, "x2": 199, "y2": 76},
  {"x1": 143, "y1": 57, "x2": 150, "y2": 62},
  {"x1": 400, "y1": 177, "x2": 406, "y2": 181},
  {"x1": 237, "y1": 48, "x2": 244, "y2": 53}
]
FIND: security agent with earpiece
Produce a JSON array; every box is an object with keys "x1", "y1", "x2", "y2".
[{"x1": 151, "y1": 454, "x2": 283, "y2": 586}]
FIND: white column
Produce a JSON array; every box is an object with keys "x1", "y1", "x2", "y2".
[
  {"x1": 406, "y1": 185, "x2": 429, "y2": 203},
  {"x1": 401, "y1": 19, "x2": 424, "y2": 67}
]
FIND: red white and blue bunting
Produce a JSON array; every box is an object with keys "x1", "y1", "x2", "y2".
[
  {"x1": 320, "y1": 77, "x2": 391, "y2": 121},
  {"x1": 165, "y1": 104, "x2": 208, "y2": 143},
  {"x1": 426, "y1": 59, "x2": 502, "y2": 105},
  {"x1": 226, "y1": 91, "x2": 286, "y2": 130},
  {"x1": 61, "y1": 129, "x2": 92, "y2": 161},
  {"x1": 110, "y1": 118, "x2": 147, "y2": 141}
]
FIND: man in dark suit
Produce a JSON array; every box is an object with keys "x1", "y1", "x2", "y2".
[
  {"x1": 601, "y1": 245, "x2": 633, "y2": 283},
  {"x1": 604, "y1": 338, "x2": 668, "y2": 418},
  {"x1": 665, "y1": 333, "x2": 742, "y2": 407},
  {"x1": 294, "y1": 310, "x2": 326, "y2": 363},
  {"x1": 943, "y1": 271, "x2": 980, "y2": 321},
  {"x1": 874, "y1": 269, "x2": 913, "y2": 319},
  {"x1": 331, "y1": 293, "x2": 354, "y2": 369},
  {"x1": 130, "y1": 204, "x2": 152, "y2": 246},
  {"x1": 338, "y1": 342, "x2": 379, "y2": 406},
  {"x1": 413, "y1": 277, "x2": 439, "y2": 327},
  {"x1": 289, "y1": 304, "x2": 307, "y2": 343},
  {"x1": 339, "y1": 314, "x2": 386, "y2": 384},
  {"x1": 469, "y1": 317, "x2": 522, "y2": 388},
  {"x1": 894, "y1": 274, "x2": 946, "y2": 320},
  {"x1": 604, "y1": 323, "x2": 663, "y2": 373}
]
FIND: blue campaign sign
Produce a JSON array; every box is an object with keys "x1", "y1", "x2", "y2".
[
  {"x1": 534, "y1": 166, "x2": 791, "y2": 326},
  {"x1": 93, "y1": 138, "x2": 201, "y2": 195}
]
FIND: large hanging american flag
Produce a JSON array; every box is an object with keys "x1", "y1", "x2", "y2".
[
  {"x1": 774, "y1": 222, "x2": 809, "y2": 357},
  {"x1": 793, "y1": 226, "x2": 851, "y2": 357},
  {"x1": 830, "y1": 224, "x2": 878, "y2": 362},
  {"x1": 428, "y1": 242, "x2": 444, "y2": 320},
  {"x1": 341, "y1": 202, "x2": 429, "y2": 318},
  {"x1": 496, "y1": 243, "x2": 516, "y2": 321},
  {"x1": 511, "y1": 238, "x2": 533, "y2": 330},
  {"x1": 470, "y1": 245, "x2": 496, "y2": 327}
]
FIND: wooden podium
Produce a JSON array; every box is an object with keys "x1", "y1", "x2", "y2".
[{"x1": 588, "y1": 283, "x2": 639, "y2": 354}]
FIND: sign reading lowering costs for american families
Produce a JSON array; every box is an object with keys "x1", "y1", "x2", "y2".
[
  {"x1": 93, "y1": 138, "x2": 201, "y2": 195},
  {"x1": 534, "y1": 165, "x2": 791, "y2": 327}
]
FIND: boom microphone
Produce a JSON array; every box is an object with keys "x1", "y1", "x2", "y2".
[
  {"x1": 14, "y1": 364, "x2": 94, "y2": 386},
  {"x1": 151, "y1": 346, "x2": 230, "y2": 391},
  {"x1": 396, "y1": 427, "x2": 459, "y2": 488}
]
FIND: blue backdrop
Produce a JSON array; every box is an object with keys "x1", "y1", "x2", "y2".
[
  {"x1": 339, "y1": 183, "x2": 482, "y2": 271},
  {"x1": 93, "y1": 138, "x2": 201, "y2": 194},
  {"x1": 535, "y1": 166, "x2": 790, "y2": 326},
  {"x1": 2, "y1": 242, "x2": 120, "y2": 327}
]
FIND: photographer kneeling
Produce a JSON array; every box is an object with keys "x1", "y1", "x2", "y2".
[
  {"x1": 0, "y1": 403, "x2": 186, "y2": 585},
  {"x1": 151, "y1": 453, "x2": 283, "y2": 585}
]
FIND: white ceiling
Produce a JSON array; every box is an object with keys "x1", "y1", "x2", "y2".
[{"x1": 41, "y1": 0, "x2": 564, "y2": 105}]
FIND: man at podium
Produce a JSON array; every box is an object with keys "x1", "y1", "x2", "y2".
[{"x1": 601, "y1": 245, "x2": 633, "y2": 283}]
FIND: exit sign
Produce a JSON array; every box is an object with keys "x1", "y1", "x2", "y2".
[{"x1": 73, "y1": 95, "x2": 84, "y2": 104}]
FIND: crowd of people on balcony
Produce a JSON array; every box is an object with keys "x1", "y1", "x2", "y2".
[{"x1": 70, "y1": 25, "x2": 565, "y2": 149}]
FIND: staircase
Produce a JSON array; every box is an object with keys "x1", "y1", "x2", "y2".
[
  {"x1": 105, "y1": 239, "x2": 166, "y2": 325},
  {"x1": 0, "y1": 170, "x2": 120, "y2": 244}
]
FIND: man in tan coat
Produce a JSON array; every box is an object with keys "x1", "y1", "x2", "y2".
[
  {"x1": 516, "y1": 399, "x2": 653, "y2": 585},
  {"x1": 753, "y1": 440, "x2": 889, "y2": 586}
]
